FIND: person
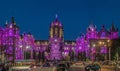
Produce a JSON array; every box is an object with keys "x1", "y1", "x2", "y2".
[
  {"x1": 6, "y1": 65, "x2": 9, "y2": 71},
  {"x1": 0, "y1": 66, "x2": 2, "y2": 71},
  {"x1": 66, "y1": 62, "x2": 70, "y2": 69},
  {"x1": 2, "y1": 66, "x2": 6, "y2": 71}
]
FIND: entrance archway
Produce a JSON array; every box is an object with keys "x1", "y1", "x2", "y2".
[{"x1": 95, "y1": 53, "x2": 105, "y2": 61}]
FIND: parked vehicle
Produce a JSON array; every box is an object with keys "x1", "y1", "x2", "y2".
[
  {"x1": 30, "y1": 64, "x2": 41, "y2": 69},
  {"x1": 42, "y1": 62, "x2": 51, "y2": 67},
  {"x1": 85, "y1": 64, "x2": 101, "y2": 71},
  {"x1": 55, "y1": 63, "x2": 68, "y2": 71},
  {"x1": 40, "y1": 62, "x2": 56, "y2": 71},
  {"x1": 85, "y1": 64, "x2": 92, "y2": 71}
]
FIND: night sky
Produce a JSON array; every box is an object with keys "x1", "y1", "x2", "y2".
[{"x1": 0, "y1": 0, "x2": 120, "y2": 40}]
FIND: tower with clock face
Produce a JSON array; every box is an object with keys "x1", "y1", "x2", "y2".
[{"x1": 49, "y1": 15, "x2": 64, "y2": 60}]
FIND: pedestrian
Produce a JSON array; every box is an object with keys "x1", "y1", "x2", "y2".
[{"x1": 2, "y1": 66, "x2": 6, "y2": 71}]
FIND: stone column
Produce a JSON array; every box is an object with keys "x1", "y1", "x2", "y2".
[
  {"x1": 31, "y1": 50, "x2": 33, "y2": 59},
  {"x1": 104, "y1": 53, "x2": 107, "y2": 61},
  {"x1": 109, "y1": 47, "x2": 111, "y2": 61}
]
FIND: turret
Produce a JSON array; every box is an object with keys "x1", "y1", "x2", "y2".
[
  {"x1": 98, "y1": 25, "x2": 109, "y2": 39},
  {"x1": 109, "y1": 22, "x2": 119, "y2": 39},
  {"x1": 49, "y1": 14, "x2": 63, "y2": 39},
  {"x1": 86, "y1": 22, "x2": 97, "y2": 39}
]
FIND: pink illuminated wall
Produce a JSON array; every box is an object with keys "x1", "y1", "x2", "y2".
[
  {"x1": 0, "y1": 17, "x2": 119, "y2": 62},
  {"x1": 76, "y1": 23, "x2": 119, "y2": 60}
]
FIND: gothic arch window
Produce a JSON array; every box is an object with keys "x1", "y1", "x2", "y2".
[
  {"x1": 9, "y1": 29, "x2": 13, "y2": 36},
  {"x1": 55, "y1": 27, "x2": 58, "y2": 36},
  {"x1": 50, "y1": 28, "x2": 53, "y2": 37}
]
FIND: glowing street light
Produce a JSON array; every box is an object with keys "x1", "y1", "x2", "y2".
[
  {"x1": 79, "y1": 46, "x2": 81, "y2": 50},
  {"x1": 19, "y1": 45, "x2": 22, "y2": 48},
  {"x1": 107, "y1": 39, "x2": 110, "y2": 42},
  {"x1": 99, "y1": 41, "x2": 102, "y2": 45},
  {"x1": 54, "y1": 39, "x2": 57, "y2": 42},
  {"x1": 26, "y1": 46, "x2": 30, "y2": 49},
  {"x1": 93, "y1": 44, "x2": 96, "y2": 47},
  {"x1": 88, "y1": 45, "x2": 90, "y2": 47}
]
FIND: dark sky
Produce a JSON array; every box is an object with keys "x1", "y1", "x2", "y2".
[{"x1": 0, "y1": 0, "x2": 120, "y2": 40}]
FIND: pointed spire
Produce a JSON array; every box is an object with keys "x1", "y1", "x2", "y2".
[
  {"x1": 55, "y1": 14, "x2": 58, "y2": 19},
  {"x1": 5, "y1": 20, "x2": 8, "y2": 25},
  {"x1": 90, "y1": 20, "x2": 93, "y2": 25},
  {"x1": 11, "y1": 16, "x2": 14, "y2": 23},
  {"x1": 89, "y1": 19, "x2": 95, "y2": 28},
  {"x1": 112, "y1": 21, "x2": 115, "y2": 26},
  {"x1": 102, "y1": 24, "x2": 105, "y2": 28},
  {"x1": 110, "y1": 20, "x2": 116, "y2": 32},
  {"x1": 112, "y1": 23, "x2": 115, "y2": 31},
  {"x1": 5, "y1": 20, "x2": 8, "y2": 27},
  {"x1": 88, "y1": 20, "x2": 97, "y2": 31},
  {"x1": 55, "y1": 14, "x2": 59, "y2": 21},
  {"x1": 112, "y1": 20, "x2": 115, "y2": 28},
  {"x1": 101, "y1": 24, "x2": 106, "y2": 31},
  {"x1": 89, "y1": 16, "x2": 94, "y2": 26},
  {"x1": 11, "y1": 16, "x2": 16, "y2": 25}
]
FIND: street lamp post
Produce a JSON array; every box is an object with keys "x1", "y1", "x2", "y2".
[
  {"x1": 25, "y1": 45, "x2": 29, "y2": 62},
  {"x1": 107, "y1": 40, "x2": 111, "y2": 61},
  {"x1": 0, "y1": 45, "x2": 2, "y2": 63},
  {"x1": 116, "y1": 47, "x2": 119, "y2": 61},
  {"x1": 109, "y1": 47, "x2": 111, "y2": 61}
]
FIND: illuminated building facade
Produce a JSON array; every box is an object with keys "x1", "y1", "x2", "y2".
[
  {"x1": 0, "y1": 16, "x2": 119, "y2": 63},
  {"x1": 76, "y1": 23, "x2": 119, "y2": 61}
]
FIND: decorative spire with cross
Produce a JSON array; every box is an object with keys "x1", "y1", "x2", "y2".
[
  {"x1": 55, "y1": 14, "x2": 59, "y2": 21},
  {"x1": 5, "y1": 20, "x2": 8, "y2": 27},
  {"x1": 111, "y1": 20, "x2": 116, "y2": 32},
  {"x1": 55, "y1": 14, "x2": 58, "y2": 19},
  {"x1": 11, "y1": 16, "x2": 16, "y2": 25},
  {"x1": 5, "y1": 20, "x2": 8, "y2": 25}
]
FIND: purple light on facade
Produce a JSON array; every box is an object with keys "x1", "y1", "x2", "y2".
[
  {"x1": 0, "y1": 17, "x2": 119, "y2": 62},
  {"x1": 100, "y1": 47, "x2": 107, "y2": 54}
]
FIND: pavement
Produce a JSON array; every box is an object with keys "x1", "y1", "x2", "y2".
[
  {"x1": 101, "y1": 65, "x2": 115, "y2": 71},
  {"x1": 9, "y1": 65, "x2": 118, "y2": 71},
  {"x1": 8, "y1": 61, "x2": 120, "y2": 71},
  {"x1": 69, "y1": 65, "x2": 117, "y2": 71}
]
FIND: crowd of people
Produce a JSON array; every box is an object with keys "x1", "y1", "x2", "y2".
[{"x1": 0, "y1": 63, "x2": 9, "y2": 71}]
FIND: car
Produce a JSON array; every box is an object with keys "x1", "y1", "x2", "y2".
[
  {"x1": 55, "y1": 63, "x2": 68, "y2": 71},
  {"x1": 40, "y1": 62, "x2": 56, "y2": 71},
  {"x1": 42, "y1": 62, "x2": 51, "y2": 67},
  {"x1": 85, "y1": 64, "x2": 101, "y2": 71},
  {"x1": 30, "y1": 64, "x2": 41, "y2": 69},
  {"x1": 69, "y1": 62, "x2": 85, "y2": 71},
  {"x1": 91, "y1": 64, "x2": 101, "y2": 71},
  {"x1": 85, "y1": 64, "x2": 92, "y2": 71},
  {"x1": 10, "y1": 66, "x2": 30, "y2": 71},
  {"x1": 66, "y1": 62, "x2": 70, "y2": 69}
]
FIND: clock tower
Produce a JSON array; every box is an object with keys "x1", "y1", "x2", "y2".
[{"x1": 49, "y1": 15, "x2": 63, "y2": 60}]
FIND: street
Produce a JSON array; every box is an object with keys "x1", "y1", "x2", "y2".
[
  {"x1": 8, "y1": 61, "x2": 120, "y2": 71},
  {"x1": 69, "y1": 65, "x2": 119, "y2": 71},
  {"x1": 9, "y1": 66, "x2": 119, "y2": 71}
]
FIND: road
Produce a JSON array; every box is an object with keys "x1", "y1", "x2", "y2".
[
  {"x1": 101, "y1": 65, "x2": 115, "y2": 71},
  {"x1": 69, "y1": 65, "x2": 117, "y2": 71},
  {"x1": 8, "y1": 62, "x2": 120, "y2": 71},
  {"x1": 9, "y1": 66, "x2": 119, "y2": 71}
]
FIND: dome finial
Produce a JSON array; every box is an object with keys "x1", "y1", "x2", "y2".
[
  {"x1": 11, "y1": 16, "x2": 15, "y2": 23},
  {"x1": 55, "y1": 14, "x2": 58, "y2": 19},
  {"x1": 5, "y1": 20, "x2": 8, "y2": 25},
  {"x1": 11, "y1": 16, "x2": 16, "y2": 25},
  {"x1": 5, "y1": 20, "x2": 8, "y2": 27}
]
